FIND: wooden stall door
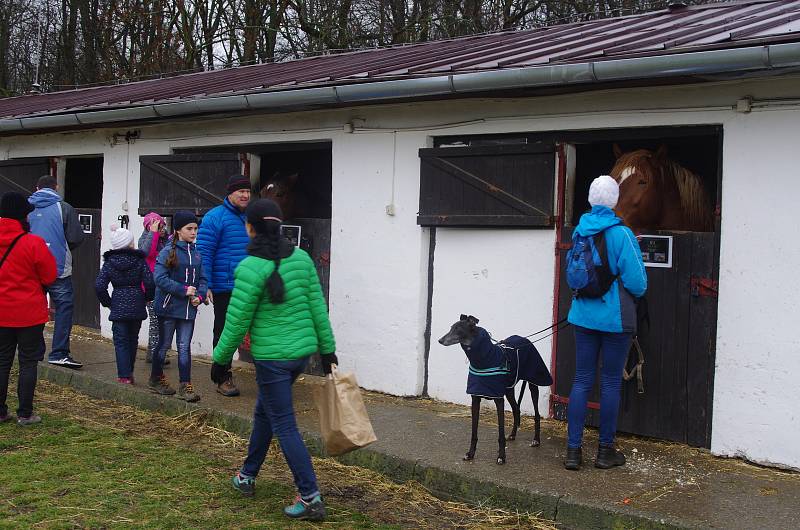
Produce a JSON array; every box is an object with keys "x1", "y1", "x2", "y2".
[
  {"x1": 72, "y1": 209, "x2": 102, "y2": 329},
  {"x1": 552, "y1": 229, "x2": 718, "y2": 447}
]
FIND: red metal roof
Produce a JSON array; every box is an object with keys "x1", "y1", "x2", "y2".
[{"x1": 2, "y1": 0, "x2": 799, "y2": 120}]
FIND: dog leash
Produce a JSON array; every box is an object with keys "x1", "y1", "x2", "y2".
[{"x1": 488, "y1": 317, "x2": 570, "y2": 345}]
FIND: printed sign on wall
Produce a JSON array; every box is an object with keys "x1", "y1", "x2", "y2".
[
  {"x1": 281, "y1": 225, "x2": 302, "y2": 248},
  {"x1": 78, "y1": 214, "x2": 93, "y2": 234},
  {"x1": 639, "y1": 235, "x2": 673, "y2": 268}
]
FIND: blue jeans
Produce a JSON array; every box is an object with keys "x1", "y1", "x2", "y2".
[
  {"x1": 241, "y1": 358, "x2": 319, "y2": 500},
  {"x1": 46, "y1": 277, "x2": 74, "y2": 360},
  {"x1": 151, "y1": 318, "x2": 194, "y2": 383},
  {"x1": 567, "y1": 326, "x2": 632, "y2": 448},
  {"x1": 111, "y1": 321, "x2": 142, "y2": 379}
]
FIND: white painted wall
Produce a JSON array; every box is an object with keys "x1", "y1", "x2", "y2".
[
  {"x1": 2, "y1": 74, "x2": 800, "y2": 469},
  {"x1": 427, "y1": 229, "x2": 556, "y2": 414}
]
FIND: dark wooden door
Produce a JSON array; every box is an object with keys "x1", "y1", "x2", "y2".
[
  {"x1": 418, "y1": 143, "x2": 556, "y2": 227},
  {"x1": 551, "y1": 228, "x2": 719, "y2": 447},
  {"x1": 138, "y1": 154, "x2": 241, "y2": 216},
  {"x1": 0, "y1": 158, "x2": 49, "y2": 196},
  {"x1": 72, "y1": 208, "x2": 102, "y2": 329}
]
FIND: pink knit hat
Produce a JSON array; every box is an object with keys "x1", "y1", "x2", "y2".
[{"x1": 142, "y1": 212, "x2": 165, "y2": 231}]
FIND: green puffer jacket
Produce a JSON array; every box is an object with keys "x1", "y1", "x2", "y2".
[{"x1": 212, "y1": 248, "x2": 335, "y2": 364}]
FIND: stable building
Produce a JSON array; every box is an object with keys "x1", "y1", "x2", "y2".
[{"x1": 1, "y1": 0, "x2": 799, "y2": 470}]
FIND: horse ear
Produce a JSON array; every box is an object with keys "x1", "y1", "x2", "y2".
[
  {"x1": 467, "y1": 315, "x2": 479, "y2": 325},
  {"x1": 655, "y1": 144, "x2": 668, "y2": 160},
  {"x1": 460, "y1": 314, "x2": 468, "y2": 321},
  {"x1": 613, "y1": 143, "x2": 623, "y2": 159}
]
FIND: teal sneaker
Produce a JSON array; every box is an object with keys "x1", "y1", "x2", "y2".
[
  {"x1": 283, "y1": 494, "x2": 326, "y2": 521},
  {"x1": 231, "y1": 473, "x2": 254, "y2": 497}
]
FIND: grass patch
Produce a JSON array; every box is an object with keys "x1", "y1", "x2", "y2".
[
  {"x1": 0, "y1": 377, "x2": 556, "y2": 529},
  {"x1": 0, "y1": 413, "x2": 379, "y2": 529}
]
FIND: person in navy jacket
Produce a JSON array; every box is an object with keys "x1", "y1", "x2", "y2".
[
  {"x1": 0, "y1": 192, "x2": 57, "y2": 425},
  {"x1": 150, "y1": 211, "x2": 207, "y2": 402},
  {"x1": 95, "y1": 224, "x2": 155, "y2": 384},
  {"x1": 196, "y1": 174, "x2": 251, "y2": 397},
  {"x1": 565, "y1": 175, "x2": 647, "y2": 471}
]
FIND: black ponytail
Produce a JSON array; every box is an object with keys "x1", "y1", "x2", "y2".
[
  {"x1": 264, "y1": 224, "x2": 285, "y2": 302},
  {"x1": 246, "y1": 198, "x2": 288, "y2": 303}
]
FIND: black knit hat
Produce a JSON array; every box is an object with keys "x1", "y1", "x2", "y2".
[
  {"x1": 172, "y1": 210, "x2": 198, "y2": 232},
  {"x1": 246, "y1": 198, "x2": 283, "y2": 225},
  {"x1": 226, "y1": 174, "x2": 251, "y2": 194},
  {"x1": 0, "y1": 192, "x2": 34, "y2": 221}
]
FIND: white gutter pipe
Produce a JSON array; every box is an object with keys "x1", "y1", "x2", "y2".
[{"x1": 1, "y1": 42, "x2": 799, "y2": 134}]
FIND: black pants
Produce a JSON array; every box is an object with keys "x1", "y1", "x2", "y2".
[
  {"x1": 212, "y1": 291, "x2": 232, "y2": 348},
  {"x1": 212, "y1": 293, "x2": 253, "y2": 369},
  {"x1": 0, "y1": 324, "x2": 45, "y2": 418}
]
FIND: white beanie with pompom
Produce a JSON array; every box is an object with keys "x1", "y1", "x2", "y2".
[
  {"x1": 109, "y1": 223, "x2": 134, "y2": 250},
  {"x1": 588, "y1": 174, "x2": 619, "y2": 209}
]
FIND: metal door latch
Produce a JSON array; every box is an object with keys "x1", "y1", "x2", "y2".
[{"x1": 690, "y1": 277, "x2": 718, "y2": 297}]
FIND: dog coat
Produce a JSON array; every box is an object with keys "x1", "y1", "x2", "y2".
[{"x1": 462, "y1": 328, "x2": 553, "y2": 399}]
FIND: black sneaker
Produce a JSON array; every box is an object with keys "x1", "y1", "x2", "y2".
[
  {"x1": 48, "y1": 356, "x2": 83, "y2": 370},
  {"x1": 595, "y1": 444, "x2": 626, "y2": 469},
  {"x1": 232, "y1": 473, "x2": 255, "y2": 497}
]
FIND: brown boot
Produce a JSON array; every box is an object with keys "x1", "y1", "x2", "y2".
[{"x1": 216, "y1": 375, "x2": 240, "y2": 397}]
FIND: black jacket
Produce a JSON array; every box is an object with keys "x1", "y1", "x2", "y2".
[{"x1": 95, "y1": 248, "x2": 155, "y2": 321}]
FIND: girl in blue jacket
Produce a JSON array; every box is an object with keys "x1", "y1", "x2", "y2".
[
  {"x1": 565, "y1": 175, "x2": 647, "y2": 471},
  {"x1": 150, "y1": 211, "x2": 207, "y2": 402}
]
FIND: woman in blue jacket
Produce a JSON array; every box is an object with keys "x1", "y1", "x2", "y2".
[
  {"x1": 150, "y1": 211, "x2": 207, "y2": 402},
  {"x1": 565, "y1": 175, "x2": 647, "y2": 471}
]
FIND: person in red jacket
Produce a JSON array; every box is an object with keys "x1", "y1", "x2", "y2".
[{"x1": 0, "y1": 192, "x2": 57, "y2": 426}]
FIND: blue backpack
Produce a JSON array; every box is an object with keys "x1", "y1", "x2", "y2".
[{"x1": 566, "y1": 229, "x2": 617, "y2": 298}]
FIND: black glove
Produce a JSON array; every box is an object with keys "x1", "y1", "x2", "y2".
[
  {"x1": 210, "y1": 362, "x2": 228, "y2": 384},
  {"x1": 320, "y1": 352, "x2": 338, "y2": 375}
]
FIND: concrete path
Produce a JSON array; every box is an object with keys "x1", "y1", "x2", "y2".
[{"x1": 38, "y1": 326, "x2": 800, "y2": 530}]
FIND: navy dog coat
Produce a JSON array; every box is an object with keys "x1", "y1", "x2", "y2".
[{"x1": 462, "y1": 328, "x2": 553, "y2": 399}]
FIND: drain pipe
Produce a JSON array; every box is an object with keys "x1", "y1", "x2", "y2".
[{"x1": 2, "y1": 42, "x2": 800, "y2": 134}]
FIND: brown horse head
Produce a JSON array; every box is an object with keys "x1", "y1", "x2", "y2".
[
  {"x1": 610, "y1": 145, "x2": 713, "y2": 232},
  {"x1": 259, "y1": 172, "x2": 299, "y2": 220}
]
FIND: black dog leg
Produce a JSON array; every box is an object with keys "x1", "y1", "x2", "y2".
[
  {"x1": 464, "y1": 396, "x2": 481, "y2": 461},
  {"x1": 505, "y1": 386, "x2": 521, "y2": 441},
  {"x1": 494, "y1": 397, "x2": 506, "y2": 465},
  {"x1": 530, "y1": 384, "x2": 541, "y2": 447}
]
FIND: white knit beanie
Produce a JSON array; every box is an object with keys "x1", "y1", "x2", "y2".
[
  {"x1": 109, "y1": 223, "x2": 134, "y2": 250},
  {"x1": 588, "y1": 175, "x2": 619, "y2": 209}
]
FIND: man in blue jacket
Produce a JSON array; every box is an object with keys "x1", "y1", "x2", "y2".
[
  {"x1": 27, "y1": 175, "x2": 85, "y2": 369},
  {"x1": 196, "y1": 174, "x2": 252, "y2": 397}
]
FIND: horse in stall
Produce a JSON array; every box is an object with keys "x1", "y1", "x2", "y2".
[
  {"x1": 259, "y1": 172, "x2": 302, "y2": 220},
  {"x1": 609, "y1": 145, "x2": 714, "y2": 233}
]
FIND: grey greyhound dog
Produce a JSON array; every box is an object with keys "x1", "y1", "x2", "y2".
[{"x1": 439, "y1": 314, "x2": 553, "y2": 465}]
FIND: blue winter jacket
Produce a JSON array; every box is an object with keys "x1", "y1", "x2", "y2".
[
  {"x1": 196, "y1": 199, "x2": 249, "y2": 293},
  {"x1": 567, "y1": 206, "x2": 648, "y2": 333},
  {"x1": 27, "y1": 188, "x2": 85, "y2": 278},
  {"x1": 153, "y1": 240, "x2": 208, "y2": 320},
  {"x1": 95, "y1": 248, "x2": 155, "y2": 321}
]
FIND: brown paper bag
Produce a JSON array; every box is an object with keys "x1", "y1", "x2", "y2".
[{"x1": 313, "y1": 366, "x2": 377, "y2": 456}]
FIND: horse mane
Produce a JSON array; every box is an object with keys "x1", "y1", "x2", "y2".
[{"x1": 662, "y1": 158, "x2": 714, "y2": 231}]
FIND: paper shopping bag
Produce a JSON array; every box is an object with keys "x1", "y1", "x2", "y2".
[{"x1": 313, "y1": 366, "x2": 377, "y2": 456}]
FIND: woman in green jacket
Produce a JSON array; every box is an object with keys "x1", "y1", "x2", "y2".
[{"x1": 211, "y1": 198, "x2": 337, "y2": 522}]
